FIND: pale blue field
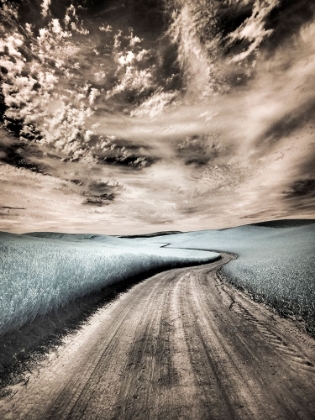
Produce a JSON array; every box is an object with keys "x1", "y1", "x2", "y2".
[
  {"x1": 145, "y1": 222, "x2": 315, "y2": 333},
  {"x1": 0, "y1": 232, "x2": 219, "y2": 335}
]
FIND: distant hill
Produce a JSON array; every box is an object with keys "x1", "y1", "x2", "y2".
[
  {"x1": 119, "y1": 231, "x2": 182, "y2": 239},
  {"x1": 251, "y1": 219, "x2": 315, "y2": 228}
]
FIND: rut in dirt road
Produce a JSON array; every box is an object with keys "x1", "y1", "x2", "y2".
[{"x1": 1, "y1": 254, "x2": 315, "y2": 420}]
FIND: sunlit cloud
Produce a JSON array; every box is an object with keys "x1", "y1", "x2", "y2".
[{"x1": 41, "y1": 0, "x2": 51, "y2": 18}]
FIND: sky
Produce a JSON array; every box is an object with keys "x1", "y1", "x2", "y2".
[{"x1": 0, "y1": 0, "x2": 314, "y2": 234}]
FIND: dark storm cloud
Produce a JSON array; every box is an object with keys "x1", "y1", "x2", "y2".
[
  {"x1": 283, "y1": 179, "x2": 315, "y2": 214},
  {"x1": 96, "y1": 137, "x2": 158, "y2": 169},
  {"x1": 82, "y1": 180, "x2": 121, "y2": 206},
  {"x1": 284, "y1": 180, "x2": 315, "y2": 199},
  {"x1": 100, "y1": 154, "x2": 157, "y2": 169},
  {"x1": 83, "y1": 195, "x2": 114, "y2": 206},
  {"x1": 87, "y1": 180, "x2": 120, "y2": 196},
  {"x1": 0, "y1": 141, "x2": 46, "y2": 174}
]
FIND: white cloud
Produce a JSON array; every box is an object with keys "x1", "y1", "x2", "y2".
[
  {"x1": 70, "y1": 21, "x2": 89, "y2": 35},
  {"x1": 41, "y1": 0, "x2": 51, "y2": 18},
  {"x1": 0, "y1": 34, "x2": 23, "y2": 56},
  {"x1": 64, "y1": 5, "x2": 89, "y2": 35},
  {"x1": 94, "y1": 71, "x2": 106, "y2": 82},
  {"x1": 51, "y1": 19, "x2": 69, "y2": 36},
  {"x1": 106, "y1": 30, "x2": 156, "y2": 100},
  {"x1": 89, "y1": 88, "x2": 100, "y2": 106},
  {"x1": 84, "y1": 130, "x2": 94, "y2": 142},
  {"x1": 117, "y1": 50, "x2": 135, "y2": 66},
  {"x1": 129, "y1": 34, "x2": 141, "y2": 47},
  {"x1": 99, "y1": 24, "x2": 112, "y2": 33},
  {"x1": 108, "y1": 66, "x2": 154, "y2": 98}
]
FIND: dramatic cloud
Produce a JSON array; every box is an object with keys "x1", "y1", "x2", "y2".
[{"x1": 0, "y1": 0, "x2": 314, "y2": 234}]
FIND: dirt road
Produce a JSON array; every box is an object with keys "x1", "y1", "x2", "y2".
[{"x1": 1, "y1": 254, "x2": 315, "y2": 419}]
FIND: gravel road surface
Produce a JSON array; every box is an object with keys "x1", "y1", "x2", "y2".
[{"x1": 1, "y1": 254, "x2": 315, "y2": 419}]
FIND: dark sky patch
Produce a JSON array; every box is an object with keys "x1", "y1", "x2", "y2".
[
  {"x1": 219, "y1": 2, "x2": 255, "y2": 38},
  {"x1": 157, "y1": 42, "x2": 183, "y2": 92},
  {"x1": 264, "y1": 0, "x2": 315, "y2": 53},
  {"x1": 12, "y1": 0, "x2": 60, "y2": 26},
  {"x1": 0, "y1": 91, "x2": 6, "y2": 122},
  {"x1": 85, "y1": 0, "x2": 166, "y2": 38}
]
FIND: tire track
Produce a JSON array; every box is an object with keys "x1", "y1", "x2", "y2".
[
  {"x1": 182, "y1": 271, "x2": 269, "y2": 420},
  {"x1": 46, "y1": 274, "x2": 167, "y2": 420}
]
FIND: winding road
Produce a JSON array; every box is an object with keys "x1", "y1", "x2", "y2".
[{"x1": 1, "y1": 254, "x2": 315, "y2": 419}]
